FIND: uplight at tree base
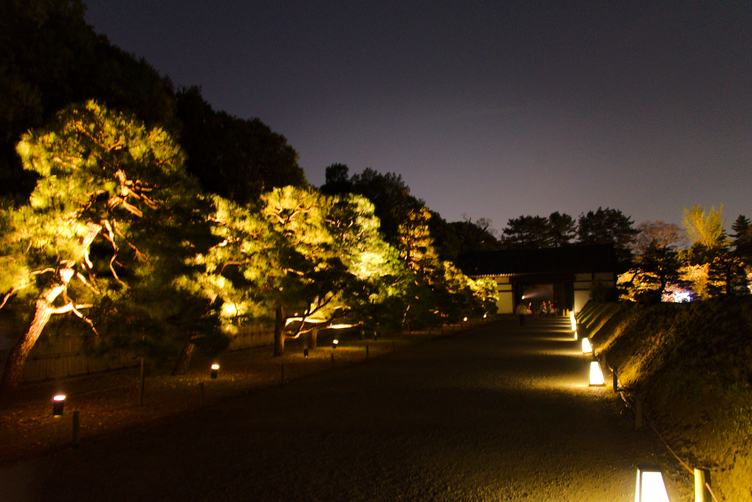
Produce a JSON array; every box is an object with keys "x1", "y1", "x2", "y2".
[
  {"x1": 53, "y1": 394, "x2": 66, "y2": 416},
  {"x1": 589, "y1": 361, "x2": 605, "y2": 386},
  {"x1": 635, "y1": 466, "x2": 670, "y2": 502}
]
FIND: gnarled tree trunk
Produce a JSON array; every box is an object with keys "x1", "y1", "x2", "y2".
[
  {"x1": 273, "y1": 305, "x2": 286, "y2": 356},
  {"x1": 0, "y1": 283, "x2": 66, "y2": 395},
  {"x1": 171, "y1": 337, "x2": 196, "y2": 375},
  {"x1": 307, "y1": 327, "x2": 318, "y2": 350}
]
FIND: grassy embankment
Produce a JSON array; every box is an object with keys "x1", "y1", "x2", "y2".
[{"x1": 577, "y1": 298, "x2": 752, "y2": 502}]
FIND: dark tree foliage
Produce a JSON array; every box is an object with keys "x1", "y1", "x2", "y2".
[
  {"x1": 321, "y1": 165, "x2": 424, "y2": 248},
  {"x1": 634, "y1": 242, "x2": 681, "y2": 294},
  {"x1": 427, "y1": 210, "x2": 462, "y2": 263},
  {"x1": 321, "y1": 163, "x2": 353, "y2": 196},
  {"x1": 499, "y1": 212, "x2": 575, "y2": 249},
  {"x1": 547, "y1": 212, "x2": 577, "y2": 247},
  {"x1": 0, "y1": 0, "x2": 177, "y2": 201},
  {"x1": 706, "y1": 248, "x2": 748, "y2": 296},
  {"x1": 577, "y1": 207, "x2": 638, "y2": 268},
  {"x1": 502, "y1": 215, "x2": 550, "y2": 249},
  {"x1": 731, "y1": 215, "x2": 752, "y2": 264},
  {"x1": 175, "y1": 86, "x2": 307, "y2": 205},
  {"x1": 450, "y1": 218, "x2": 500, "y2": 254},
  {"x1": 700, "y1": 214, "x2": 752, "y2": 297}
]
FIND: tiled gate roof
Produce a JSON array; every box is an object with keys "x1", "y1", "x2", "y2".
[{"x1": 459, "y1": 244, "x2": 617, "y2": 277}]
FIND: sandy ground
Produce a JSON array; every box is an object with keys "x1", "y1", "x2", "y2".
[{"x1": 0, "y1": 318, "x2": 677, "y2": 501}]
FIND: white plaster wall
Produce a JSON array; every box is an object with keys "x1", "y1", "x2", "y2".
[
  {"x1": 497, "y1": 291, "x2": 514, "y2": 314},
  {"x1": 574, "y1": 290, "x2": 591, "y2": 313}
]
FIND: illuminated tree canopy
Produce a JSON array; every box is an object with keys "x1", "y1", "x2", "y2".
[{"x1": 0, "y1": 101, "x2": 221, "y2": 392}]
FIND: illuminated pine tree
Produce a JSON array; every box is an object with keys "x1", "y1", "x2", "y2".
[
  {"x1": 0, "y1": 101, "x2": 221, "y2": 393},
  {"x1": 199, "y1": 187, "x2": 404, "y2": 356}
]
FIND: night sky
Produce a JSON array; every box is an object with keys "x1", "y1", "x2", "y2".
[{"x1": 84, "y1": 1, "x2": 751, "y2": 232}]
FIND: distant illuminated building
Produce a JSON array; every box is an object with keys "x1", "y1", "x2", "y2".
[
  {"x1": 460, "y1": 244, "x2": 618, "y2": 315},
  {"x1": 672, "y1": 291, "x2": 691, "y2": 303}
]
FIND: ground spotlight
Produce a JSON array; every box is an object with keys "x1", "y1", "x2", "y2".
[
  {"x1": 589, "y1": 360, "x2": 605, "y2": 386},
  {"x1": 53, "y1": 395, "x2": 66, "y2": 416},
  {"x1": 635, "y1": 465, "x2": 670, "y2": 502},
  {"x1": 210, "y1": 364, "x2": 219, "y2": 379}
]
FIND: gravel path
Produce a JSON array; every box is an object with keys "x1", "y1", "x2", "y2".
[{"x1": 1, "y1": 318, "x2": 669, "y2": 501}]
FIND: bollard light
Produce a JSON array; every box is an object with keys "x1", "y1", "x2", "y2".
[
  {"x1": 582, "y1": 338, "x2": 593, "y2": 354},
  {"x1": 53, "y1": 394, "x2": 66, "y2": 416},
  {"x1": 332, "y1": 339, "x2": 339, "y2": 349},
  {"x1": 589, "y1": 360, "x2": 605, "y2": 386},
  {"x1": 635, "y1": 466, "x2": 670, "y2": 502},
  {"x1": 304, "y1": 348, "x2": 309, "y2": 357},
  {"x1": 463, "y1": 317, "x2": 467, "y2": 322},
  {"x1": 210, "y1": 364, "x2": 219, "y2": 379}
]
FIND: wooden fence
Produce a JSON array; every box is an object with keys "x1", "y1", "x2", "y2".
[{"x1": 0, "y1": 323, "x2": 276, "y2": 384}]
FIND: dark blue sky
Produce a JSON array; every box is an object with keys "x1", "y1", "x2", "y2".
[{"x1": 84, "y1": 1, "x2": 751, "y2": 232}]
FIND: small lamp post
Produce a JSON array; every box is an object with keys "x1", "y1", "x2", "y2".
[
  {"x1": 332, "y1": 339, "x2": 339, "y2": 349},
  {"x1": 635, "y1": 465, "x2": 670, "y2": 502},
  {"x1": 589, "y1": 360, "x2": 605, "y2": 386},
  {"x1": 53, "y1": 394, "x2": 66, "y2": 416},
  {"x1": 210, "y1": 364, "x2": 219, "y2": 379}
]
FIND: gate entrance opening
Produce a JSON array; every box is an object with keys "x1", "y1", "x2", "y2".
[{"x1": 521, "y1": 284, "x2": 554, "y2": 303}]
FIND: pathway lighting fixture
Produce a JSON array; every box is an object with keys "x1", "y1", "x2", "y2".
[
  {"x1": 332, "y1": 339, "x2": 339, "y2": 349},
  {"x1": 582, "y1": 338, "x2": 593, "y2": 354},
  {"x1": 635, "y1": 466, "x2": 670, "y2": 502},
  {"x1": 210, "y1": 364, "x2": 219, "y2": 379},
  {"x1": 53, "y1": 394, "x2": 66, "y2": 416},
  {"x1": 304, "y1": 348, "x2": 309, "y2": 357},
  {"x1": 463, "y1": 317, "x2": 467, "y2": 322},
  {"x1": 589, "y1": 360, "x2": 605, "y2": 386}
]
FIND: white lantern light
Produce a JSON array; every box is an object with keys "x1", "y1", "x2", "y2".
[
  {"x1": 635, "y1": 466, "x2": 670, "y2": 502},
  {"x1": 52, "y1": 394, "x2": 66, "y2": 416},
  {"x1": 589, "y1": 361, "x2": 605, "y2": 386}
]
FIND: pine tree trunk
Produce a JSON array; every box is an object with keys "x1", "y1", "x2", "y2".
[
  {"x1": 307, "y1": 327, "x2": 318, "y2": 350},
  {"x1": 171, "y1": 338, "x2": 196, "y2": 375},
  {"x1": 0, "y1": 285, "x2": 64, "y2": 395},
  {"x1": 273, "y1": 305, "x2": 285, "y2": 356}
]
